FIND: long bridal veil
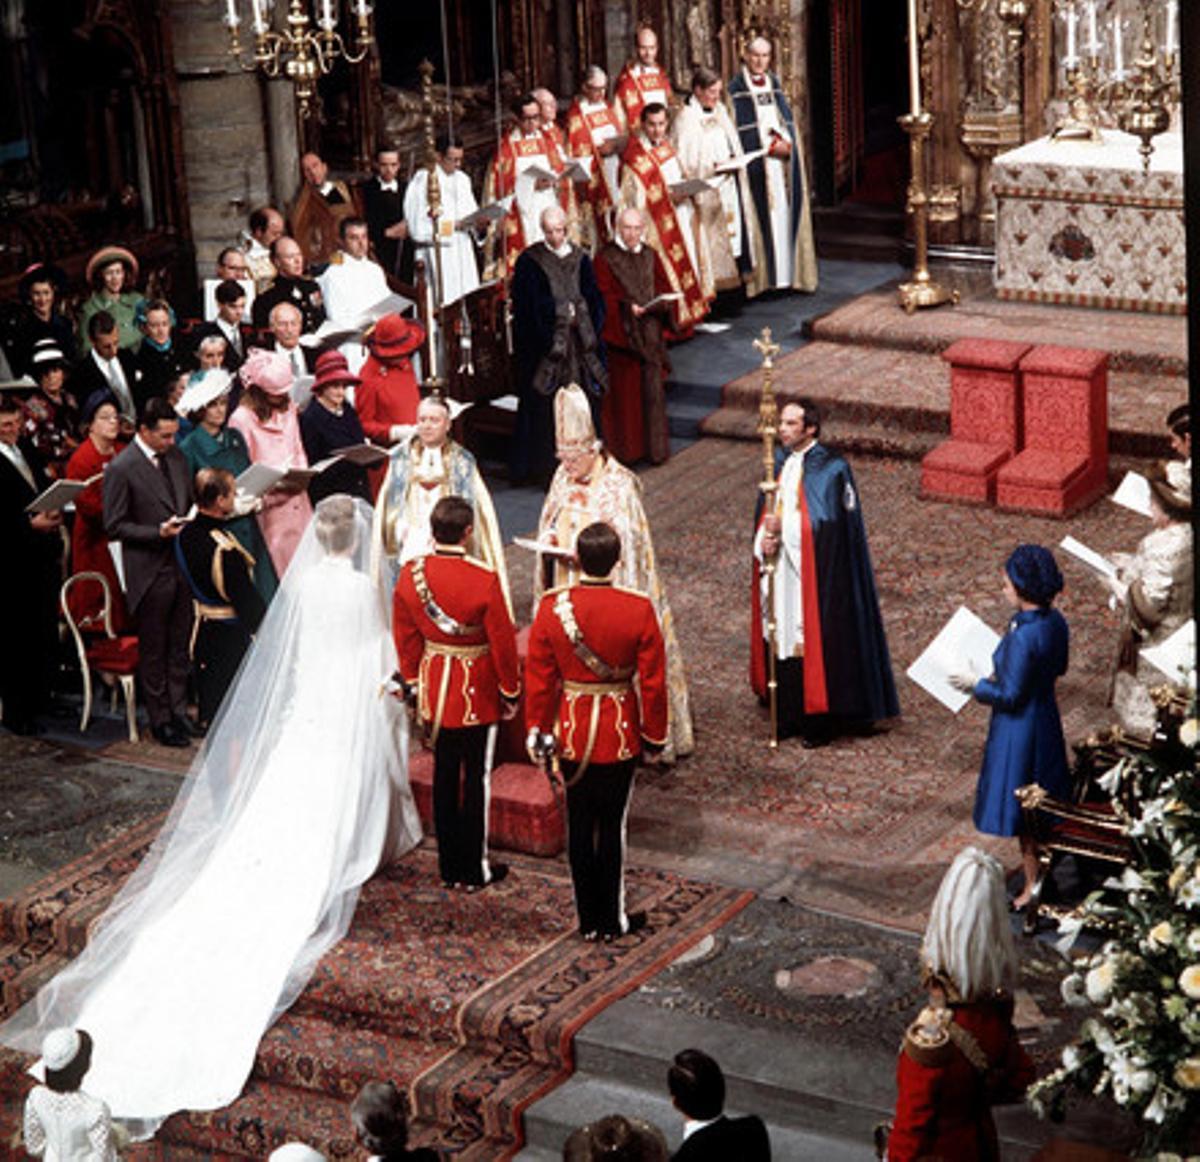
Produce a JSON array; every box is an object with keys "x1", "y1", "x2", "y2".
[{"x1": 0, "y1": 494, "x2": 421, "y2": 1138}]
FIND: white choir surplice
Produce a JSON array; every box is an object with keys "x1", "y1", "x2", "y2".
[
  {"x1": 740, "y1": 67, "x2": 795, "y2": 287},
  {"x1": 404, "y1": 167, "x2": 482, "y2": 307}
]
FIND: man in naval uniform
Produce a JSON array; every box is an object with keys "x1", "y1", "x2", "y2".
[
  {"x1": 393, "y1": 496, "x2": 520, "y2": 890},
  {"x1": 252, "y1": 236, "x2": 326, "y2": 334},
  {"x1": 175, "y1": 466, "x2": 266, "y2": 730},
  {"x1": 525, "y1": 520, "x2": 668, "y2": 941}
]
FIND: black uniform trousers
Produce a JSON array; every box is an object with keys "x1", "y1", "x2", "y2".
[
  {"x1": 136, "y1": 565, "x2": 193, "y2": 730},
  {"x1": 562, "y1": 757, "x2": 635, "y2": 936},
  {"x1": 193, "y1": 618, "x2": 252, "y2": 726},
  {"x1": 433, "y1": 724, "x2": 492, "y2": 886}
]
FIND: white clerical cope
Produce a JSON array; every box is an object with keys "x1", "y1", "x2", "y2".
[
  {"x1": 755, "y1": 443, "x2": 813, "y2": 658},
  {"x1": 677, "y1": 96, "x2": 744, "y2": 258},
  {"x1": 94, "y1": 350, "x2": 135, "y2": 421},
  {"x1": 513, "y1": 134, "x2": 559, "y2": 249},
  {"x1": 745, "y1": 68, "x2": 793, "y2": 286},
  {"x1": 0, "y1": 440, "x2": 35, "y2": 489},
  {"x1": 397, "y1": 444, "x2": 448, "y2": 566},
  {"x1": 579, "y1": 99, "x2": 621, "y2": 201},
  {"x1": 404, "y1": 167, "x2": 482, "y2": 307}
]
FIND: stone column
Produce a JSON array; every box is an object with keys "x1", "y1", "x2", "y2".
[{"x1": 168, "y1": 0, "x2": 297, "y2": 288}]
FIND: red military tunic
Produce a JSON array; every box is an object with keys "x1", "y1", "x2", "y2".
[
  {"x1": 888, "y1": 996, "x2": 1035, "y2": 1162},
  {"x1": 393, "y1": 546, "x2": 520, "y2": 734},
  {"x1": 525, "y1": 577, "x2": 668, "y2": 765}
]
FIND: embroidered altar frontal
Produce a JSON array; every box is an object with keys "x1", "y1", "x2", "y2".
[{"x1": 993, "y1": 130, "x2": 1185, "y2": 316}]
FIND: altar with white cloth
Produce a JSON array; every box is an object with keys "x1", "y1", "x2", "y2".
[{"x1": 993, "y1": 129, "x2": 1184, "y2": 315}]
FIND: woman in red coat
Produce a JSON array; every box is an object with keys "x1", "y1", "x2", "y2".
[
  {"x1": 355, "y1": 313, "x2": 425, "y2": 495},
  {"x1": 64, "y1": 392, "x2": 130, "y2": 631},
  {"x1": 887, "y1": 847, "x2": 1035, "y2": 1162}
]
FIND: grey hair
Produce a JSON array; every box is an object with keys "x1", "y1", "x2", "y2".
[
  {"x1": 540, "y1": 204, "x2": 567, "y2": 230},
  {"x1": 584, "y1": 65, "x2": 607, "y2": 88},
  {"x1": 197, "y1": 334, "x2": 227, "y2": 356},
  {"x1": 921, "y1": 847, "x2": 1017, "y2": 1000}
]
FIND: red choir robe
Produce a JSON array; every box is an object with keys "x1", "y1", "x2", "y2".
[
  {"x1": 483, "y1": 128, "x2": 563, "y2": 281},
  {"x1": 618, "y1": 134, "x2": 710, "y2": 329},
  {"x1": 612, "y1": 62, "x2": 671, "y2": 132},
  {"x1": 566, "y1": 97, "x2": 623, "y2": 249},
  {"x1": 592, "y1": 241, "x2": 674, "y2": 465}
]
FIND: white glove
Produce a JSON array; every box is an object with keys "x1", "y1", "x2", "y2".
[
  {"x1": 232, "y1": 488, "x2": 263, "y2": 517},
  {"x1": 947, "y1": 671, "x2": 977, "y2": 695}
]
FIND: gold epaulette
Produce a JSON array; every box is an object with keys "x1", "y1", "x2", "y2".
[{"x1": 901, "y1": 1005, "x2": 957, "y2": 1068}]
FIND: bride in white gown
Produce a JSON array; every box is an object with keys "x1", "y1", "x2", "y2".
[{"x1": 1, "y1": 494, "x2": 422, "y2": 1139}]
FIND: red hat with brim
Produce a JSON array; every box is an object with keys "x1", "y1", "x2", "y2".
[
  {"x1": 312, "y1": 348, "x2": 362, "y2": 393},
  {"x1": 367, "y1": 313, "x2": 425, "y2": 359},
  {"x1": 86, "y1": 246, "x2": 140, "y2": 287}
]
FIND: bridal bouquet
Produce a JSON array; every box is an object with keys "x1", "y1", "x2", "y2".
[{"x1": 1027, "y1": 713, "x2": 1199, "y2": 1157}]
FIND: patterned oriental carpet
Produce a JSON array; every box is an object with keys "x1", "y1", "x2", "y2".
[
  {"x1": 577, "y1": 439, "x2": 1152, "y2": 930},
  {"x1": 0, "y1": 831, "x2": 749, "y2": 1158}
]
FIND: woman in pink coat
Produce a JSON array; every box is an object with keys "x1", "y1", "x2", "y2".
[{"x1": 228, "y1": 349, "x2": 312, "y2": 577}]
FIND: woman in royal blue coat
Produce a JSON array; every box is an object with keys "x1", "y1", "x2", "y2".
[{"x1": 952, "y1": 545, "x2": 1070, "y2": 910}]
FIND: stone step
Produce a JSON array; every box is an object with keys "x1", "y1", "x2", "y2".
[
  {"x1": 250, "y1": 1009, "x2": 443, "y2": 1099},
  {"x1": 701, "y1": 340, "x2": 1176, "y2": 458},
  {"x1": 516, "y1": 1073, "x2": 871, "y2": 1161},
  {"x1": 520, "y1": 994, "x2": 1055, "y2": 1161}
]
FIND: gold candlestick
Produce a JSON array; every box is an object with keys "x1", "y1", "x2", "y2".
[
  {"x1": 897, "y1": 112, "x2": 957, "y2": 314},
  {"x1": 753, "y1": 326, "x2": 781, "y2": 751}
]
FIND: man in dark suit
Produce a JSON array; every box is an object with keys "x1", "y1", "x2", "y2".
[
  {"x1": 190, "y1": 279, "x2": 254, "y2": 372},
  {"x1": 0, "y1": 394, "x2": 63, "y2": 734},
  {"x1": 360, "y1": 145, "x2": 413, "y2": 282},
  {"x1": 667, "y1": 1048, "x2": 771, "y2": 1161},
  {"x1": 67, "y1": 310, "x2": 146, "y2": 429},
  {"x1": 103, "y1": 396, "x2": 197, "y2": 747}
]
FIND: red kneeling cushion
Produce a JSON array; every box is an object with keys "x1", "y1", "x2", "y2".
[
  {"x1": 997, "y1": 449, "x2": 1089, "y2": 489},
  {"x1": 922, "y1": 440, "x2": 1011, "y2": 475}
]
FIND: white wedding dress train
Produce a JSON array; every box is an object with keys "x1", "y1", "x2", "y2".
[{"x1": 1, "y1": 497, "x2": 421, "y2": 1139}]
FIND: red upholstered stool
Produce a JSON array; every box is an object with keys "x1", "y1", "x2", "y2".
[
  {"x1": 921, "y1": 338, "x2": 1030, "y2": 503},
  {"x1": 996, "y1": 345, "x2": 1109, "y2": 517},
  {"x1": 408, "y1": 749, "x2": 565, "y2": 857}
]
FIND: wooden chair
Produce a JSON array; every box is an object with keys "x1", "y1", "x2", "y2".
[{"x1": 60, "y1": 571, "x2": 140, "y2": 742}]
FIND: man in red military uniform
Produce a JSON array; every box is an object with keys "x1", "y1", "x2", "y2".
[
  {"x1": 525, "y1": 520, "x2": 668, "y2": 941},
  {"x1": 393, "y1": 495, "x2": 520, "y2": 890}
]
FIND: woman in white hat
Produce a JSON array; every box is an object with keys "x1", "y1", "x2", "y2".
[
  {"x1": 178, "y1": 368, "x2": 278, "y2": 604},
  {"x1": 23, "y1": 1026, "x2": 121, "y2": 1161}
]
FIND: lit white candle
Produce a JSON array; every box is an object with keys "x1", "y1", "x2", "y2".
[
  {"x1": 251, "y1": 0, "x2": 266, "y2": 34},
  {"x1": 1066, "y1": 6, "x2": 1078, "y2": 66},
  {"x1": 225, "y1": 0, "x2": 239, "y2": 26},
  {"x1": 355, "y1": 0, "x2": 370, "y2": 15},
  {"x1": 1112, "y1": 16, "x2": 1124, "y2": 78},
  {"x1": 907, "y1": 0, "x2": 921, "y2": 117},
  {"x1": 319, "y1": 0, "x2": 334, "y2": 28},
  {"x1": 1086, "y1": 1, "x2": 1099, "y2": 55},
  {"x1": 1165, "y1": 1, "x2": 1177, "y2": 55}
]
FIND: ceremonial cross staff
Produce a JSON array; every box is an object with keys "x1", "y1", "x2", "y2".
[
  {"x1": 753, "y1": 326, "x2": 782, "y2": 750},
  {"x1": 418, "y1": 60, "x2": 447, "y2": 387}
]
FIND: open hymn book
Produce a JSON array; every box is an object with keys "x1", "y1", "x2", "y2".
[
  {"x1": 26, "y1": 474, "x2": 102, "y2": 513},
  {"x1": 906, "y1": 606, "x2": 1001, "y2": 714},
  {"x1": 236, "y1": 444, "x2": 388, "y2": 498}
]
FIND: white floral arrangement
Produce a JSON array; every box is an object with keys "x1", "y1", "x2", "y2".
[{"x1": 1027, "y1": 715, "x2": 1199, "y2": 1156}]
